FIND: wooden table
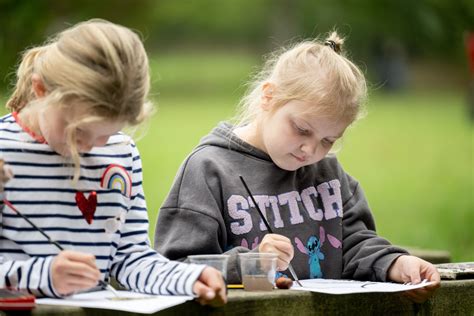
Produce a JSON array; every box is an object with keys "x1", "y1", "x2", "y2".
[{"x1": 6, "y1": 279, "x2": 473, "y2": 316}]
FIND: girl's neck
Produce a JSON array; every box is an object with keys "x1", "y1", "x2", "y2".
[{"x1": 233, "y1": 122, "x2": 266, "y2": 153}]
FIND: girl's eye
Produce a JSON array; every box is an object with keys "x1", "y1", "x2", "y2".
[
  {"x1": 293, "y1": 123, "x2": 310, "y2": 135},
  {"x1": 322, "y1": 139, "x2": 335, "y2": 147}
]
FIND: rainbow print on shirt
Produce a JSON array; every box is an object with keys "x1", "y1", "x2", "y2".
[{"x1": 100, "y1": 164, "x2": 132, "y2": 197}]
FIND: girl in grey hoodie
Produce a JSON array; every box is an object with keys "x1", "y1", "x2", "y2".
[{"x1": 155, "y1": 31, "x2": 440, "y2": 303}]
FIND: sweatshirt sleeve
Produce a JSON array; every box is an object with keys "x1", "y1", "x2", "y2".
[
  {"x1": 0, "y1": 256, "x2": 61, "y2": 297},
  {"x1": 109, "y1": 143, "x2": 205, "y2": 296},
  {"x1": 341, "y1": 178, "x2": 409, "y2": 281},
  {"x1": 155, "y1": 207, "x2": 252, "y2": 284},
  {"x1": 155, "y1": 151, "x2": 249, "y2": 284}
]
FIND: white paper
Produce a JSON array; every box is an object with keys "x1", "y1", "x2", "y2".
[
  {"x1": 291, "y1": 279, "x2": 435, "y2": 295},
  {"x1": 36, "y1": 290, "x2": 193, "y2": 314}
]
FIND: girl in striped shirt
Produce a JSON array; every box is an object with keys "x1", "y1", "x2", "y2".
[{"x1": 0, "y1": 19, "x2": 226, "y2": 305}]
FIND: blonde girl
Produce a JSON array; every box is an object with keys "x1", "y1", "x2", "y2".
[
  {"x1": 0, "y1": 19, "x2": 225, "y2": 305},
  {"x1": 155, "y1": 32, "x2": 439, "y2": 303}
]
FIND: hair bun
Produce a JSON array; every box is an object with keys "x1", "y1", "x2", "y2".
[
  {"x1": 324, "y1": 31, "x2": 344, "y2": 54},
  {"x1": 324, "y1": 40, "x2": 340, "y2": 53}
]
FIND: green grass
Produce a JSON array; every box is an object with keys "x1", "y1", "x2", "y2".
[
  {"x1": 337, "y1": 92, "x2": 473, "y2": 262},
  {"x1": 1, "y1": 51, "x2": 472, "y2": 262}
]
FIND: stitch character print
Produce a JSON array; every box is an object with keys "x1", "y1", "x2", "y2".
[{"x1": 295, "y1": 226, "x2": 342, "y2": 278}]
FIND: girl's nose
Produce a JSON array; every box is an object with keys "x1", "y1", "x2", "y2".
[{"x1": 300, "y1": 142, "x2": 318, "y2": 156}]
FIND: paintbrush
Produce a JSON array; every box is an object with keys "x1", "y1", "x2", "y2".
[
  {"x1": 2, "y1": 199, "x2": 120, "y2": 297},
  {"x1": 239, "y1": 176, "x2": 303, "y2": 287}
]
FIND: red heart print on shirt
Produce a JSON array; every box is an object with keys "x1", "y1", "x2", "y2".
[{"x1": 75, "y1": 191, "x2": 97, "y2": 224}]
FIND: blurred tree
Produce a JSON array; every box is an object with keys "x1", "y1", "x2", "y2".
[
  {"x1": 0, "y1": 0, "x2": 155, "y2": 89},
  {"x1": 1, "y1": 0, "x2": 473, "y2": 90}
]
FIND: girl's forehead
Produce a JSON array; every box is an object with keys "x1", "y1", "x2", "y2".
[
  {"x1": 277, "y1": 99, "x2": 329, "y2": 116},
  {"x1": 278, "y1": 100, "x2": 334, "y2": 120}
]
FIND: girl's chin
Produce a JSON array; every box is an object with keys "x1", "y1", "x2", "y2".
[{"x1": 274, "y1": 160, "x2": 301, "y2": 171}]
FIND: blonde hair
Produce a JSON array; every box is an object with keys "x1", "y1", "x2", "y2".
[
  {"x1": 7, "y1": 19, "x2": 153, "y2": 181},
  {"x1": 235, "y1": 31, "x2": 367, "y2": 126}
]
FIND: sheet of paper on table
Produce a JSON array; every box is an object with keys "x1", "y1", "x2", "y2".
[
  {"x1": 290, "y1": 279, "x2": 435, "y2": 295},
  {"x1": 36, "y1": 290, "x2": 193, "y2": 314}
]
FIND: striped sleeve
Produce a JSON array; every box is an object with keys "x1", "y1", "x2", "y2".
[
  {"x1": 109, "y1": 142, "x2": 205, "y2": 296},
  {"x1": 0, "y1": 255, "x2": 60, "y2": 297}
]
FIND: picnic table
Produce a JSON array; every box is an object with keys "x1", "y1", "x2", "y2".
[{"x1": 10, "y1": 279, "x2": 473, "y2": 316}]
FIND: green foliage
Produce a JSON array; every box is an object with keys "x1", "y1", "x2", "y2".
[
  {"x1": 0, "y1": 0, "x2": 155, "y2": 87},
  {"x1": 1, "y1": 0, "x2": 472, "y2": 89},
  {"x1": 298, "y1": 0, "x2": 474, "y2": 60}
]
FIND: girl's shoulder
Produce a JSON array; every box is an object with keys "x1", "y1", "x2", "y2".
[
  {"x1": 313, "y1": 154, "x2": 345, "y2": 173},
  {"x1": 85, "y1": 132, "x2": 137, "y2": 159},
  {"x1": 107, "y1": 132, "x2": 133, "y2": 144},
  {"x1": 305, "y1": 155, "x2": 356, "y2": 184},
  {"x1": 0, "y1": 113, "x2": 16, "y2": 124},
  {"x1": 0, "y1": 113, "x2": 22, "y2": 135}
]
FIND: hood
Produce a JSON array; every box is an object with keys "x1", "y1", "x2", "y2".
[{"x1": 196, "y1": 121, "x2": 272, "y2": 162}]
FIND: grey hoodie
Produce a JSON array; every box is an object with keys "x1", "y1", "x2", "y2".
[{"x1": 154, "y1": 122, "x2": 408, "y2": 283}]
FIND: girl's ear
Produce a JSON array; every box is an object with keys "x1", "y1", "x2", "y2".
[
  {"x1": 31, "y1": 74, "x2": 47, "y2": 98},
  {"x1": 260, "y1": 82, "x2": 275, "y2": 111}
]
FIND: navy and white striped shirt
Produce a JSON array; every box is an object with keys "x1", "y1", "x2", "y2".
[{"x1": 0, "y1": 113, "x2": 204, "y2": 297}]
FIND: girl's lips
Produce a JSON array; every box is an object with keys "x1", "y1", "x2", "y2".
[{"x1": 292, "y1": 154, "x2": 306, "y2": 162}]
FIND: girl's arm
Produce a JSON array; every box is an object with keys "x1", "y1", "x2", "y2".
[
  {"x1": 0, "y1": 256, "x2": 61, "y2": 297},
  {"x1": 154, "y1": 153, "x2": 251, "y2": 284},
  {"x1": 155, "y1": 206, "x2": 253, "y2": 284},
  {"x1": 109, "y1": 143, "x2": 206, "y2": 295},
  {"x1": 341, "y1": 176, "x2": 409, "y2": 281},
  {"x1": 0, "y1": 161, "x2": 61, "y2": 297}
]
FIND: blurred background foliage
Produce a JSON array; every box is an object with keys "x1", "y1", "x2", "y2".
[
  {"x1": 0, "y1": 0, "x2": 473, "y2": 261},
  {"x1": 1, "y1": 0, "x2": 473, "y2": 82}
]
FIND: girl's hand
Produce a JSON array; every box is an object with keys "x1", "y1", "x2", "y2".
[
  {"x1": 387, "y1": 255, "x2": 441, "y2": 303},
  {"x1": 51, "y1": 250, "x2": 101, "y2": 295},
  {"x1": 193, "y1": 267, "x2": 227, "y2": 307},
  {"x1": 258, "y1": 234, "x2": 294, "y2": 271}
]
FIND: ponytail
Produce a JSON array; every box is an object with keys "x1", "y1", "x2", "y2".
[{"x1": 7, "y1": 47, "x2": 45, "y2": 112}]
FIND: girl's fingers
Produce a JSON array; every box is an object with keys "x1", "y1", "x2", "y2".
[
  {"x1": 276, "y1": 258, "x2": 289, "y2": 271},
  {"x1": 260, "y1": 239, "x2": 294, "y2": 270},
  {"x1": 52, "y1": 251, "x2": 101, "y2": 295},
  {"x1": 194, "y1": 267, "x2": 226, "y2": 306},
  {"x1": 259, "y1": 235, "x2": 295, "y2": 270},
  {"x1": 54, "y1": 273, "x2": 100, "y2": 295},
  {"x1": 62, "y1": 250, "x2": 97, "y2": 268},
  {"x1": 193, "y1": 281, "x2": 216, "y2": 305},
  {"x1": 267, "y1": 234, "x2": 291, "y2": 243},
  {"x1": 273, "y1": 240, "x2": 294, "y2": 259},
  {"x1": 64, "y1": 276, "x2": 100, "y2": 289},
  {"x1": 203, "y1": 268, "x2": 225, "y2": 293},
  {"x1": 58, "y1": 259, "x2": 100, "y2": 280}
]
